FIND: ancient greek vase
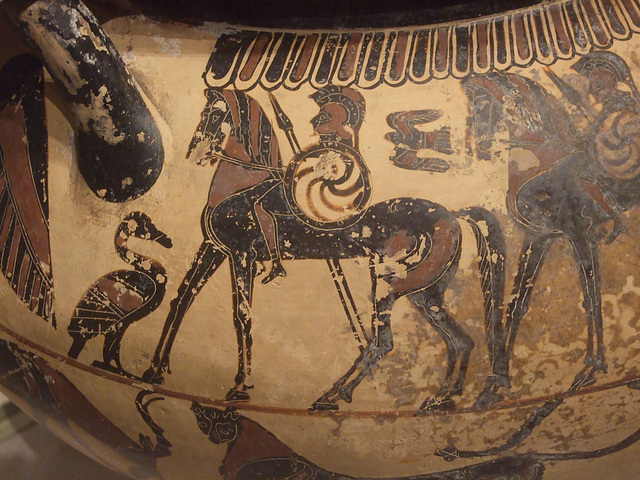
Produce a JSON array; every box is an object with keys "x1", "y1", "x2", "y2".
[{"x1": 1, "y1": 0, "x2": 640, "y2": 478}]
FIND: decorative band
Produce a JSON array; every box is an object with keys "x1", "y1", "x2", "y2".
[{"x1": 205, "y1": 0, "x2": 640, "y2": 90}]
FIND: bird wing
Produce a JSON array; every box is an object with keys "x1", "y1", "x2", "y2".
[
  {"x1": 69, "y1": 271, "x2": 152, "y2": 332},
  {"x1": 386, "y1": 109, "x2": 444, "y2": 136}
]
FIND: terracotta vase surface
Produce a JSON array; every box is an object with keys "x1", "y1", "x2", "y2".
[{"x1": 1, "y1": 0, "x2": 640, "y2": 479}]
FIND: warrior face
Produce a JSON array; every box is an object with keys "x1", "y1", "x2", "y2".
[
  {"x1": 191, "y1": 403, "x2": 240, "y2": 444},
  {"x1": 310, "y1": 85, "x2": 365, "y2": 148},
  {"x1": 589, "y1": 68, "x2": 620, "y2": 104},
  {"x1": 311, "y1": 103, "x2": 353, "y2": 143}
]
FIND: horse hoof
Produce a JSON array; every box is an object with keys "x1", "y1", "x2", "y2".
[
  {"x1": 435, "y1": 445, "x2": 459, "y2": 462},
  {"x1": 570, "y1": 370, "x2": 596, "y2": 391},
  {"x1": 92, "y1": 360, "x2": 123, "y2": 375},
  {"x1": 142, "y1": 368, "x2": 165, "y2": 385},
  {"x1": 473, "y1": 388, "x2": 504, "y2": 409},
  {"x1": 310, "y1": 401, "x2": 339, "y2": 411},
  {"x1": 628, "y1": 379, "x2": 640, "y2": 390},
  {"x1": 92, "y1": 360, "x2": 141, "y2": 380},
  {"x1": 225, "y1": 388, "x2": 251, "y2": 402},
  {"x1": 261, "y1": 264, "x2": 287, "y2": 284},
  {"x1": 92, "y1": 360, "x2": 115, "y2": 370},
  {"x1": 416, "y1": 397, "x2": 455, "y2": 414}
]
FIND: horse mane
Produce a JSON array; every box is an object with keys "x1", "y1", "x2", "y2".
[
  {"x1": 210, "y1": 88, "x2": 282, "y2": 168},
  {"x1": 463, "y1": 72, "x2": 574, "y2": 147}
]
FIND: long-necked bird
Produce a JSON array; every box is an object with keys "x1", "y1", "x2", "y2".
[{"x1": 68, "y1": 212, "x2": 173, "y2": 378}]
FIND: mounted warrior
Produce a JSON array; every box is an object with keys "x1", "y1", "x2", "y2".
[
  {"x1": 189, "y1": 85, "x2": 368, "y2": 284},
  {"x1": 464, "y1": 51, "x2": 640, "y2": 406},
  {"x1": 571, "y1": 51, "x2": 640, "y2": 243},
  {"x1": 144, "y1": 84, "x2": 372, "y2": 383},
  {"x1": 146, "y1": 79, "x2": 506, "y2": 412}
]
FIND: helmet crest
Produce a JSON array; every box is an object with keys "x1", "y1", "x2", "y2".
[
  {"x1": 310, "y1": 85, "x2": 366, "y2": 130},
  {"x1": 572, "y1": 51, "x2": 640, "y2": 102}
]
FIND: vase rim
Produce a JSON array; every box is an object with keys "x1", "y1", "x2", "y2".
[{"x1": 92, "y1": 0, "x2": 543, "y2": 29}]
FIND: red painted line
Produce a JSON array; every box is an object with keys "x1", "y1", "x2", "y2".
[{"x1": 0, "y1": 322, "x2": 638, "y2": 419}]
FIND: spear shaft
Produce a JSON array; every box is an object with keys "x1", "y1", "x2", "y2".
[
  {"x1": 544, "y1": 67, "x2": 595, "y2": 121},
  {"x1": 268, "y1": 93, "x2": 302, "y2": 155},
  {"x1": 267, "y1": 92, "x2": 370, "y2": 349}
]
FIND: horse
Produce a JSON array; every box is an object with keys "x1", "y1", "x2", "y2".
[
  {"x1": 464, "y1": 67, "x2": 640, "y2": 406},
  {"x1": 144, "y1": 87, "x2": 507, "y2": 412}
]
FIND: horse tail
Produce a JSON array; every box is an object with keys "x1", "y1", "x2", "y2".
[{"x1": 457, "y1": 207, "x2": 506, "y2": 371}]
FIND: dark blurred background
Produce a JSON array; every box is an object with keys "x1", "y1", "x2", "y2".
[{"x1": 90, "y1": 0, "x2": 540, "y2": 27}]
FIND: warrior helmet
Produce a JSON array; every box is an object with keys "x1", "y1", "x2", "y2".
[
  {"x1": 572, "y1": 51, "x2": 640, "y2": 102},
  {"x1": 310, "y1": 85, "x2": 366, "y2": 130}
]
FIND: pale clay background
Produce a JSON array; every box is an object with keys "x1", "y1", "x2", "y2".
[{"x1": 1, "y1": 14, "x2": 640, "y2": 480}]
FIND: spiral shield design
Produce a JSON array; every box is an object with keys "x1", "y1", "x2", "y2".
[
  {"x1": 284, "y1": 143, "x2": 371, "y2": 229},
  {"x1": 593, "y1": 110, "x2": 640, "y2": 180}
]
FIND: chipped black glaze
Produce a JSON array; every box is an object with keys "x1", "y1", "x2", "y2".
[
  {"x1": 1, "y1": 0, "x2": 164, "y2": 202},
  {"x1": 1, "y1": 0, "x2": 640, "y2": 479}
]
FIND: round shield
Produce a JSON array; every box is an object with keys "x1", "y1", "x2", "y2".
[
  {"x1": 591, "y1": 110, "x2": 640, "y2": 181},
  {"x1": 284, "y1": 143, "x2": 372, "y2": 229}
]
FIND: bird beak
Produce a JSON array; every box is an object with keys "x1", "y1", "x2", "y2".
[{"x1": 152, "y1": 231, "x2": 173, "y2": 249}]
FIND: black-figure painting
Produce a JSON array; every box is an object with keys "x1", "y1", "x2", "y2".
[
  {"x1": 0, "y1": 339, "x2": 170, "y2": 478},
  {"x1": 3, "y1": 0, "x2": 640, "y2": 479},
  {"x1": 130, "y1": 2, "x2": 640, "y2": 476},
  {"x1": 385, "y1": 109, "x2": 453, "y2": 172},
  {"x1": 463, "y1": 50, "x2": 640, "y2": 406},
  {"x1": 143, "y1": 83, "x2": 507, "y2": 414},
  {"x1": 190, "y1": 400, "x2": 640, "y2": 480},
  {"x1": 0, "y1": 54, "x2": 55, "y2": 325},
  {"x1": 68, "y1": 212, "x2": 173, "y2": 378}
]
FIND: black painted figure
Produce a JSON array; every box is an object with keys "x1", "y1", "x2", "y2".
[
  {"x1": 0, "y1": 340, "x2": 170, "y2": 476},
  {"x1": 465, "y1": 51, "x2": 640, "y2": 407},
  {"x1": 385, "y1": 109, "x2": 453, "y2": 172},
  {"x1": 146, "y1": 85, "x2": 507, "y2": 413},
  {"x1": 190, "y1": 401, "x2": 640, "y2": 480},
  {"x1": 190, "y1": 404, "x2": 545, "y2": 480},
  {"x1": 68, "y1": 212, "x2": 173, "y2": 378},
  {"x1": 188, "y1": 88, "x2": 287, "y2": 284},
  {"x1": 571, "y1": 51, "x2": 640, "y2": 242},
  {"x1": 0, "y1": 54, "x2": 55, "y2": 324}
]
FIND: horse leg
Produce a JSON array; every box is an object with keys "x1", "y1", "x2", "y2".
[
  {"x1": 410, "y1": 289, "x2": 474, "y2": 413},
  {"x1": 476, "y1": 233, "x2": 554, "y2": 408},
  {"x1": 226, "y1": 251, "x2": 257, "y2": 402},
  {"x1": 311, "y1": 286, "x2": 397, "y2": 411},
  {"x1": 568, "y1": 235, "x2": 606, "y2": 390},
  {"x1": 504, "y1": 235, "x2": 555, "y2": 365},
  {"x1": 143, "y1": 242, "x2": 226, "y2": 384}
]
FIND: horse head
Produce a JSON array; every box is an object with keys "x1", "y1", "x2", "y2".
[{"x1": 187, "y1": 88, "x2": 232, "y2": 166}]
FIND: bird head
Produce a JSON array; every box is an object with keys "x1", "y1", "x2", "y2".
[{"x1": 120, "y1": 212, "x2": 173, "y2": 249}]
